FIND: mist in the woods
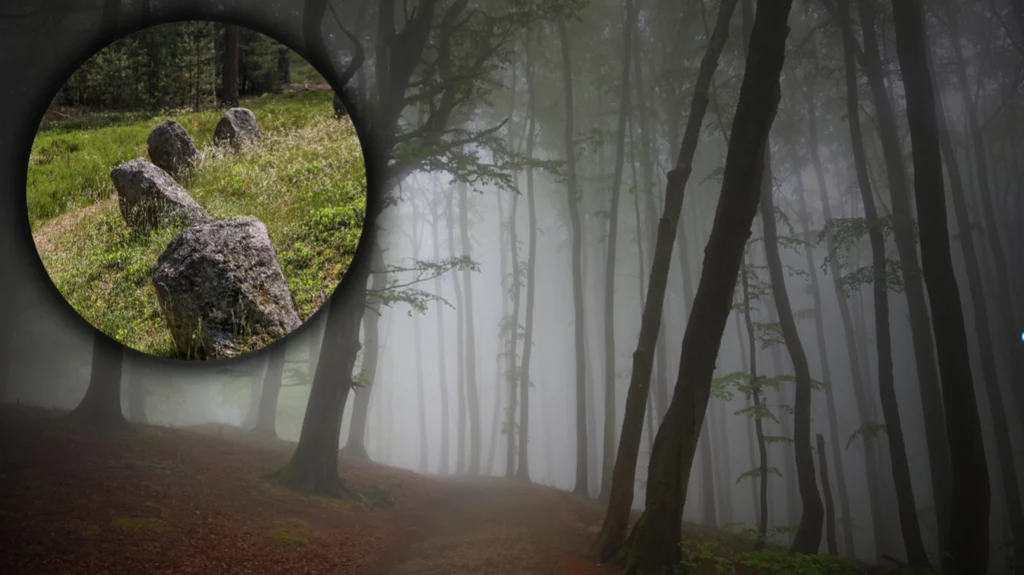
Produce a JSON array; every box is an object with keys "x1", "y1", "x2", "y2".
[{"x1": 1, "y1": 0, "x2": 1023, "y2": 573}]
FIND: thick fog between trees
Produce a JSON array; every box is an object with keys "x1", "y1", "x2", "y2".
[{"x1": 2, "y1": 0, "x2": 1023, "y2": 574}]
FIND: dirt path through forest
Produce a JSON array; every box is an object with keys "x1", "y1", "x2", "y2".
[{"x1": 364, "y1": 476, "x2": 615, "y2": 575}]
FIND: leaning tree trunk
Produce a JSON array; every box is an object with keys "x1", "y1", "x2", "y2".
[
  {"x1": 598, "y1": 0, "x2": 636, "y2": 503},
  {"x1": 70, "y1": 331, "x2": 126, "y2": 427},
  {"x1": 222, "y1": 24, "x2": 240, "y2": 107},
  {"x1": 254, "y1": 340, "x2": 287, "y2": 438},
  {"x1": 620, "y1": 2, "x2": 793, "y2": 572},
  {"x1": 757, "y1": 158, "x2": 824, "y2": 554},
  {"x1": 516, "y1": 30, "x2": 538, "y2": 483},
  {"x1": 556, "y1": 16, "x2": 589, "y2": 497},
  {"x1": 890, "y1": 0, "x2": 991, "y2": 571},
  {"x1": 342, "y1": 244, "x2": 387, "y2": 458},
  {"x1": 589, "y1": 0, "x2": 740, "y2": 562},
  {"x1": 458, "y1": 182, "x2": 482, "y2": 476}
]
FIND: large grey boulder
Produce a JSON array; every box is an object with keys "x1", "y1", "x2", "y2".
[
  {"x1": 110, "y1": 158, "x2": 209, "y2": 232},
  {"x1": 213, "y1": 108, "x2": 262, "y2": 149},
  {"x1": 147, "y1": 119, "x2": 198, "y2": 176},
  {"x1": 152, "y1": 216, "x2": 301, "y2": 360}
]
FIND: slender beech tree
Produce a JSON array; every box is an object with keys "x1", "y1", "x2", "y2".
[
  {"x1": 598, "y1": 0, "x2": 635, "y2": 503},
  {"x1": 823, "y1": 0, "x2": 897, "y2": 558},
  {"x1": 448, "y1": 186, "x2": 468, "y2": 475},
  {"x1": 621, "y1": 2, "x2": 793, "y2": 571},
  {"x1": 757, "y1": 159, "x2": 824, "y2": 554},
  {"x1": 891, "y1": 0, "x2": 991, "y2": 571},
  {"x1": 458, "y1": 181, "x2": 482, "y2": 476},
  {"x1": 430, "y1": 198, "x2": 451, "y2": 475},
  {"x1": 590, "y1": 0, "x2": 739, "y2": 561},
  {"x1": 516, "y1": 29, "x2": 538, "y2": 483},
  {"x1": 557, "y1": 14, "x2": 589, "y2": 497},
  {"x1": 741, "y1": 257, "x2": 770, "y2": 548}
]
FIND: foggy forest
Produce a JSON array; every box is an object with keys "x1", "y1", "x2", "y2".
[{"x1": 0, "y1": 0, "x2": 1022, "y2": 574}]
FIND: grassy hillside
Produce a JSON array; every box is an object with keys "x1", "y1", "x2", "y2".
[{"x1": 28, "y1": 88, "x2": 366, "y2": 358}]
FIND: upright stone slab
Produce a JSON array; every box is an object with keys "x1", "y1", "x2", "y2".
[
  {"x1": 213, "y1": 108, "x2": 262, "y2": 149},
  {"x1": 110, "y1": 158, "x2": 209, "y2": 232},
  {"x1": 147, "y1": 119, "x2": 199, "y2": 177},
  {"x1": 152, "y1": 216, "x2": 301, "y2": 359}
]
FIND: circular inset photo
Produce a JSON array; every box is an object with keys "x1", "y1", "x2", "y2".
[{"x1": 27, "y1": 22, "x2": 367, "y2": 361}]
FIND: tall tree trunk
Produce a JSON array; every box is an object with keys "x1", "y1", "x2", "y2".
[
  {"x1": 620, "y1": 3, "x2": 793, "y2": 571},
  {"x1": 491, "y1": 190, "x2": 509, "y2": 477},
  {"x1": 272, "y1": 246, "x2": 370, "y2": 496},
  {"x1": 448, "y1": 187, "x2": 467, "y2": 475},
  {"x1": 849, "y1": 2, "x2": 954, "y2": 552},
  {"x1": 826, "y1": 0, "x2": 898, "y2": 558},
  {"x1": 598, "y1": 0, "x2": 636, "y2": 503},
  {"x1": 793, "y1": 171, "x2": 855, "y2": 556},
  {"x1": 516, "y1": 31, "x2": 538, "y2": 483},
  {"x1": 459, "y1": 182, "x2": 482, "y2": 476},
  {"x1": 816, "y1": 434, "x2": 838, "y2": 555},
  {"x1": 735, "y1": 313, "x2": 760, "y2": 518},
  {"x1": 590, "y1": 0, "x2": 740, "y2": 561},
  {"x1": 342, "y1": 245, "x2": 386, "y2": 458},
  {"x1": 507, "y1": 181, "x2": 523, "y2": 480},
  {"x1": 222, "y1": 24, "x2": 240, "y2": 107},
  {"x1": 412, "y1": 211, "x2": 429, "y2": 474},
  {"x1": 431, "y1": 204, "x2": 451, "y2": 474},
  {"x1": 890, "y1": 0, "x2": 991, "y2": 571},
  {"x1": 935, "y1": 83, "x2": 1024, "y2": 562},
  {"x1": 71, "y1": 332, "x2": 126, "y2": 428},
  {"x1": 742, "y1": 261, "x2": 770, "y2": 548},
  {"x1": 255, "y1": 341, "x2": 287, "y2": 438},
  {"x1": 757, "y1": 157, "x2": 824, "y2": 554},
  {"x1": 557, "y1": 16, "x2": 589, "y2": 497}
]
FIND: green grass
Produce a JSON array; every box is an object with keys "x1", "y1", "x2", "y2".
[{"x1": 29, "y1": 89, "x2": 366, "y2": 358}]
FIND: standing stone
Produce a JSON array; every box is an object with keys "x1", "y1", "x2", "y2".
[
  {"x1": 147, "y1": 119, "x2": 198, "y2": 177},
  {"x1": 213, "y1": 108, "x2": 262, "y2": 149},
  {"x1": 110, "y1": 158, "x2": 209, "y2": 233},
  {"x1": 152, "y1": 216, "x2": 301, "y2": 360}
]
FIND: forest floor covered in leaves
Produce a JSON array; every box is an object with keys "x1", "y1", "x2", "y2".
[
  {"x1": 0, "y1": 405, "x2": 905, "y2": 574},
  {"x1": 0, "y1": 405, "x2": 617, "y2": 574}
]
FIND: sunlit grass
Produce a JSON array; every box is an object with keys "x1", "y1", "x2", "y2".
[{"x1": 29, "y1": 89, "x2": 366, "y2": 358}]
